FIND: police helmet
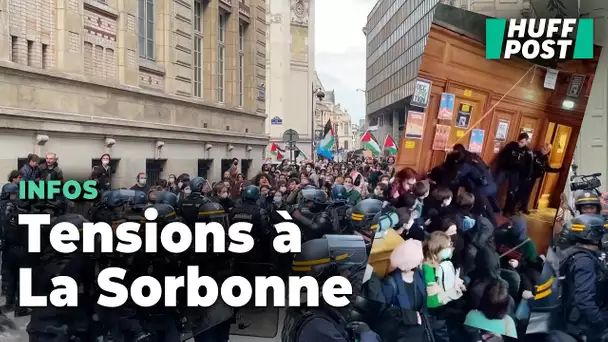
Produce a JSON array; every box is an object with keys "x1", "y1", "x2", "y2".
[
  {"x1": 330, "y1": 184, "x2": 348, "y2": 203},
  {"x1": 349, "y1": 199, "x2": 384, "y2": 232},
  {"x1": 242, "y1": 185, "x2": 260, "y2": 201},
  {"x1": 291, "y1": 235, "x2": 367, "y2": 280},
  {"x1": 140, "y1": 203, "x2": 179, "y2": 225},
  {"x1": 198, "y1": 201, "x2": 228, "y2": 226},
  {"x1": 33, "y1": 198, "x2": 69, "y2": 216},
  {"x1": 569, "y1": 213, "x2": 605, "y2": 245},
  {"x1": 1, "y1": 183, "x2": 18, "y2": 200},
  {"x1": 155, "y1": 191, "x2": 178, "y2": 207},
  {"x1": 102, "y1": 190, "x2": 130, "y2": 208},
  {"x1": 575, "y1": 192, "x2": 601, "y2": 214},
  {"x1": 190, "y1": 177, "x2": 207, "y2": 193},
  {"x1": 127, "y1": 190, "x2": 148, "y2": 211}
]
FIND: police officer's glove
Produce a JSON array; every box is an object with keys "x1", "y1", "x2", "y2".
[{"x1": 346, "y1": 321, "x2": 371, "y2": 335}]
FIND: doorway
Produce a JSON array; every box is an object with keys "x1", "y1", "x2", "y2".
[
  {"x1": 535, "y1": 123, "x2": 573, "y2": 210},
  {"x1": 241, "y1": 159, "x2": 252, "y2": 179},
  {"x1": 145, "y1": 159, "x2": 166, "y2": 186},
  {"x1": 198, "y1": 159, "x2": 213, "y2": 179}
]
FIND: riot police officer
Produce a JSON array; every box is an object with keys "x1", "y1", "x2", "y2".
[
  {"x1": 27, "y1": 212, "x2": 99, "y2": 341},
  {"x1": 132, "y1": 204, "x2": 182, "y2": 341},
  {"x1": 558, "y1": 214, "x2": 608, "y2": 342},
  {"x1": 558, "y1": 193, "x2": 605, "y2": 249},
  {"x1": 229, "y1": 184, "x2": 272, "y2": 266},
  {"x1": 326, "y1": 184, "x2": 351, "y2": 234},
  {"x1": 282, "y1": 234, "x2": 381, "y2": 342},
  {"x1": 190, "y1": 199, "x2": 235, "y2": 342},
  {"x1": 0, "y1": 183, "x2": 29, "y2": 315},
  {"x1": 179, "y1": 176, "x2": 212, "y2": 227},
  {"x1": 575, "y1": 192, "x2": 602, "y2": 215},
  {"x1": 493, "y1": 132, "x2": 533, "y2": 216},
  {"x1": 292, "y1": 188, "x2": 333, "y2": 241},
  {"x1": 348, "y1": 199, "x2": 384, "y2": 245}
]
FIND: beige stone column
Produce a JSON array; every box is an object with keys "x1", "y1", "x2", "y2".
[
  {"x1": 156, "y1": 0, "x2": 174, "y2": 93},
  {"x1": 116, "y1": 0, "x2": 138, "y2": 86},
  {"x1": 0, "y1": 0, "x2": 9, "y2": 61},
  {"x1": 242, "y1": 7, "x2": 255, "y2": 112},
  {"x1": 203, "y1": 0, "x2": 219, "y2": 101},
  {"x1": 55, "y1": 0, "x2": 83, "y2": 74}
]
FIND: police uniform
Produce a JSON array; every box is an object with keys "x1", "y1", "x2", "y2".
[
  {"x1": 0, "y1": 184, "x2": 26, "y2": 314},
  {"x1": 558, "y1": 193, "x2": 604, "y2": 249},
  {"x1": 558, "y1": 214, "x2": 608, "y2": 341},
  {"x1": 282, "y1": 235, "x2": 381, "y2": 342},
  {"x1": 326, "y1": 184, "x2": 351, "y2": 234},
  {"x1": 348, "y1": 199, "x2": 384, "y2": 245},
  {"x1": 179, "y1": 177, "x2": 213, "y2": 227},
  {"x1": 493, "y1": 140, "x2": 533, "y2": 215},
  {"x1": 291, "y1": 189, "x2": 333, "y2": 242},
  {"x1": 229, "y1": 185, "x2": 271, "y2": 264}
]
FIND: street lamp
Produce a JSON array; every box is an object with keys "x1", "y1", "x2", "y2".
[{"x1": 312, "y1": 85, "x2": 325, "y2": 160}]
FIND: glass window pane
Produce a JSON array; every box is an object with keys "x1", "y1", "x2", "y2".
[
  {"x1": 147, "y1": 39, "x2": 154, "y2": 58},
  {"x1": 147, "y1": 22, "x2": 154, "y2": 37},
  {"x1": 147, "y1": 2, "x2": 154, "y2": 19},
  {"x1": 138, "y1": 17, "x2": 145, "y2": 37},
  {"x1": 138, "y1": 0, "x2": 145, "y2": 19},
  {"x1": 139, "y1": 37, "x2": 145, "y2": 57}
]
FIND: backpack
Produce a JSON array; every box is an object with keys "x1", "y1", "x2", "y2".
[{"x1": 436, "y1": 261, "x2": 463, "y2": 301}]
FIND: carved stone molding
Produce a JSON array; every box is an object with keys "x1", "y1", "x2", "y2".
[{"x1": 290, "y1": 0, "x2": 309, "y2": 27}]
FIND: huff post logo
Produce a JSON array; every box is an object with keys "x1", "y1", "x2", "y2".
[{"x1": 486, "y1": 18, "x2": 594, "y2": 60}]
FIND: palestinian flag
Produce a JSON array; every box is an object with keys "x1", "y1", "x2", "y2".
[
  {"x1": 361, "y1": 130, "x2": 382, "y2": 156},
  {"x1": 383, "y1": 135, "x2": 398, "y2": 156},
  {"x1": 269, "y1": 142, "x2": 285, "y2": 157},
  {"x1": 276, "y1": 151, "x2": 284, "y2": 160},
  {"x1": 295, "y1": 147, "x2": 308, "y2": 160},
  {"x1": 316, "y1": 119, "x2": 335, "y2": 160}
]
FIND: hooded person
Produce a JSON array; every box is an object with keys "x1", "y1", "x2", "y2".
[
  {"x1": 374, "y1": 239, "x2": 433, "y2": 342},
  {"x1": 467, "y1": 246, "x2": 518, "y2": 313}
]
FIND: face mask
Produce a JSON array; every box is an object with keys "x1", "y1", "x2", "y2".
[
  {"x1": 234, "y1": 161, "x2": 238, "y2": 165},
  {"x1": 306, "y1": 167, "x2": 312, "y2": 172},
  {"x1": 443, "y1": 197, "x2": 452, "y2": 207},
  {"x1": 344, "y1": 184, "x2": 353, "y2": 191},
  {"x1": 274, "y1": 196, "x2": 282, "y2": 203},
  {"x1": 138, "y1": 178, "x2": 146, "y2": 185},
  {"x1": 374, "y1": 189, "x2": 383, "y2": 196},
  {"x1": 439, "y1": 248, "x2": 453, "y2": 260},
  {"x1": 220, "y1": 193, "x2": 228, "y2": 199},
  {"x1": 102, "y1": 160, "x2": 109, "y2": 166},
  {"x1": 168, "y1": 178, "x2": 175, "y2": 184},
  {"x1": 280, "y1": 186, "x2": 286, "y2": 192},
  {"x1": 184, "y1": 188, "x2": 192, "y2": 195},
  {"x1": 178, "y1": 182, "x2": 183, "y2": 188}
]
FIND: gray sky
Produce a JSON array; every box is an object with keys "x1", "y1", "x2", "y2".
[{"x1": 315, "y1": 0, "x2": 376, "y2": 123}]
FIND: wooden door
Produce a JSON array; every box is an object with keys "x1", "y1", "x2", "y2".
[
  {"x1": 518, "y1": 114, "x2": 542, "y2": 149},
  {"x1": 445, "y1": 85, "x2": 489, "y2": 151}
]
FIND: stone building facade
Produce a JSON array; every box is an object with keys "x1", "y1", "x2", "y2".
[
  {"x1": 265, "y1": 0, "x2": 315, "y2": 160},
  {"x1": 0, "y1": 0, "x2": 267, "y2": 187}
]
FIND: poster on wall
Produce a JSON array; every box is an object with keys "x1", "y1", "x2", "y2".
[
  {"x1": 432, "y1": 125, "x2": 451, "y2": 151},
  {"x1": 405, "y1": 110, "x2": 425, "y2": 139},
  {"x1": 521, "y1": 127, "x2": 534, "y2": 142},
  {"x1": 469, "y1": 129, "x2": 485, "y2": 153},
  {"x1": 455, "y1": 103, "x2": 473, "y2": 129},
  {"x1": 438, "y1": 93, "x2": 455, "y2": 120},
  {"x1": 411, "y1": 78, "x2": 432, "y2": 108},
  {"x1": 495, "y1": 119, "x2": 509, "y2": 141}
]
